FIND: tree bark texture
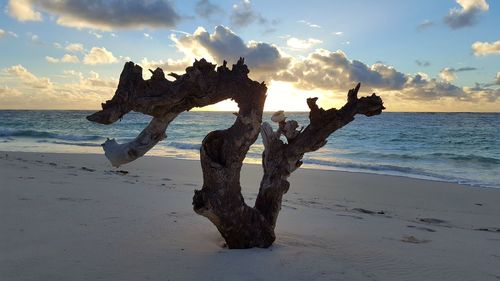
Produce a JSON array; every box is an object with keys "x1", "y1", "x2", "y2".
[{"x1": 88, "y1": 59, "x2": 385, "y2": 248}]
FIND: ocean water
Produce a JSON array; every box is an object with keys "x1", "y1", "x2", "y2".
[{"x1": 0, "y1": 110, "x2": 499, "y2": 188}]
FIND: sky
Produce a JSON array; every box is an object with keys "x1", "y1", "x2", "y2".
[{"x1": 0, "y1": 0, "x2": 499, "y2": 112}]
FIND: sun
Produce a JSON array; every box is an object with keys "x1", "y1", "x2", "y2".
[{"x1": 196, "y1": 81, "x2": 337, "y2": 112}]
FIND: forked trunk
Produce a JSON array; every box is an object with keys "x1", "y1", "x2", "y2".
[{"x1": 87, "y1": 59, "x2": 384, "y2": 248}]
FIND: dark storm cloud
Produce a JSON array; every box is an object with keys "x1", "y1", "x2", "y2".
[{"x1": 11, "y1": 0, "x2": 181, "y2": 30}]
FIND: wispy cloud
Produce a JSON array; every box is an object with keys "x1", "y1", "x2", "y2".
[
  {"x1": 230, "y1": 0, "x2": 277, "y2": 32},
  {"x1": 286, "y1": 37, "x2": 322, "y2": 50},
  {"x1": 298, "y1": 20, "x2": 321, "y2": 28},
  {"x1": 417, "y1": 19, "x2": 434, "y2": 31},
  {"x1": 415, "y1": 60, "x2": 431, "y2": 67},
  {"x1": 46, "y1": 54, "x2": 80, "y2": 64},
  {"x1": 30, "y1": 34, "x2": 42, "y2": 44},
  {"x1": 195, "y1": 0, "x2": 224, "y2": 20},
  {"x1": 64, "y1": 43, "x2": 84, "y2": 53},
  {"x1": 88, "y1": 30, "x2": 103, "y2": 39}
]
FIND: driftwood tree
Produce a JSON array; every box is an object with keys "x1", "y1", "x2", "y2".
[{"x1": 87, "y1": 58, "x2": 384, "y2": 248}]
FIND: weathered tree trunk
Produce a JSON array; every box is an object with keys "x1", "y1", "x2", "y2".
[{"x1": 88, "y1": 58, "x2": 384, "y2": 248}]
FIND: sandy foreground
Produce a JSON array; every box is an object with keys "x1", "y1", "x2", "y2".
[{"x1": 1, "y1": 151, "x2": 499, "y2": 281}]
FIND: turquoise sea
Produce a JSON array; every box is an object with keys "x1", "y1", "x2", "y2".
[{"x1": 0, "y1": 110, "x2": 499, "y2": 188}]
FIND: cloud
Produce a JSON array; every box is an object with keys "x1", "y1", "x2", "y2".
[
  {"x1": 439, "y1": 68, "x2": 456, "y2": 82},
  {"x1": 30, "y1": 34, "x2": 41, "y2": 44},
  {"x1": 65, "y1": 43, "x2": 84, "y2": 52},
  {"x1": 231, "y1": 0, "x2": 260, "y2": 27},
  {"x1": 274, "y1": 49, "x2": 407, "y2": 91},
  {"x1": 166, "y1": 25, "x2": 493, "y2": 103},
  {"x1": 6, "y1": 0, "x2": 42, "y2": 22},
  {"x1": 46, "y1": 54, "x2": 80, "y2": 64},
  {"x1": 333, "y1": 31, "x2": 343, "y2": 36},
  {"x1": 439, "y1": 66, "x2": 476, "y2": 82},
  {"x1": 298, "y1": 20, "x2": 321, "y2": 29},
  {"x1": 139, "y1": 57, "x2": 191, "y2": 75},
  {"x1": 143, "y1": 33, "x2": 152, "y2": 40},
  {"x1": 415, "y1": 60, "x2": 431, "y2": 67},
  {"x1": 402, "y1": 75, "x2": 470, "y2": 101},
  {"x1": 45, "y1": 56, "x2": 59, "y2": 63},
  {"x1": 1, "y1": 65, "x2": 117, "y2": 109},
  {"x1": 0, "y1": 29, "x2": 19, "y2": 39},
  {"x1": 463, "y1": 83, "x2": 500, "y2": 102},
  {"x1": 444, "y1": 0, "x2": 489, "y2": 29},
  {"x1": 230, "y1": 0, "x2": 276, "y2": 31},
  {"x1": 171, "y1": 25, "x2": 290, "y2": 79},
  {"x1": 417, "y1": 19, "x2": 434, "y2": 31},
  {"x1": 6, "y1": 64, "x2": 52, "y2": 89},
  {"x1": 62, "y1": 54, "x2": 80, "y2": 63},
  {"x1": 89, "y1": 30, "x2": 103, "y2": 39},
  {"x1": 496, "y1": 72, "x2": 500, "y2": 85},
  {"x1": 195, "y1": 0, "x2": 224, "y2": 20},
  {"x1": 83, "y1": 47, "x2": 117, "y2": 65},
  {"x1": 286, "y1": 37, "x2": 322, "y2": 50},
  {"x1": 271, "y1": 49, "x2": 494, "y2": 102},
  {"x1": 8, "y1": 31, "x2": 18, "y2": 38},
  {"x1": 84, "y1": 71, "x2": 118, "y2": 88},
  {"x1": 472, "y1": 41, "x2": 500, "y2": 56},
  {"x1": 6, "y1": 0, "x2": 180, "y2": 30}
]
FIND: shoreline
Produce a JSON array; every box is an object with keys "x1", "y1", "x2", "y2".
[
  {"x1": 2, "y1": 151, "x2": 500, "y2": 280},
  {"x1": 1, "y1": 149, "x2": 498, "y2": 189}
]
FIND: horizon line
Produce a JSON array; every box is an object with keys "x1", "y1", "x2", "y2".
[{"x1": 0, "y1": 109, "x2": 499, "y2": 114}]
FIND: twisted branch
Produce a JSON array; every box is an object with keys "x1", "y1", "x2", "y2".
[{"x1": 88, "y1": 59, "x2": 384, "y2": 248}]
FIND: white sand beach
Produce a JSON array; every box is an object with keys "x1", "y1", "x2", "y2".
[{"x1": 1, "y1": 151, "x2": 499, "y2": 281}]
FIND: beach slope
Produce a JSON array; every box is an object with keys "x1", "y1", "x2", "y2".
[{"x1": 1, "y1": 152, "x2": 499, "y2": 281}]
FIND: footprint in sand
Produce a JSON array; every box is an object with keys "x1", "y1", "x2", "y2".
[
  {"x1": 474, "y1": 227, "x2": 500, "y2": 233},
  {"x1": 57, "y1": 197, "x2": 92, "y2": 203},
  {"x1": 282, "y1": 204, "x2": 298, "y2": 210},
  {"x1": 353, "y1": 208, "x2": 380, "y2": 214},
  {"x1": 108, "y1": 170, "x2": 129, "y2": 175},
  {"x1": 401, "y1": 235, "x2": 431, "y2": 244},
  {"x1": 81, "y1": 167, "x2": 95, "y2": 172},
  {"x1": 418, "y1": 217, "x2": 447, "y2": 224},
  {"x1": 352, "y1": 208, "x2": 389, "y2": 217},
  {"x1": 407, "y1": 225, "x2": 436, "y2": 232},
  {"x1": 337, "y1": 213, "x2": 363, "y2": 220}
]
